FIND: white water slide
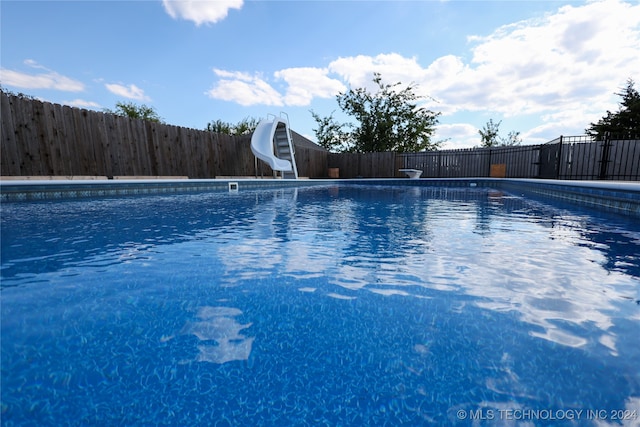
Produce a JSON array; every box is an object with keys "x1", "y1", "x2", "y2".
[{"x1": 250, "y1": 114, "x2": 298, "y2": 179}]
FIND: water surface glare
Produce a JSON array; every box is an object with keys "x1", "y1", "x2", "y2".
[{"x1": 1, "y1": 185, "x2": 639, "y2": 425}]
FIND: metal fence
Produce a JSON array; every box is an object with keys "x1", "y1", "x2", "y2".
[
  {"x1": 397, "y1": 136, "x2": 639, "y2": 181},
  {"x1": 399, "y1": 145, "x2": 541, "y2": 178},
  {"x1": 540, "y1": 135, "x2": 640, "y2": 180}
]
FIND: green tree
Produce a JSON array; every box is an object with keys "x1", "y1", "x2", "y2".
[
  {"x1": 104, "y1": 101, "x2": 164, "y2": 123},
  {"x1": 312, "y1": 73, "x2": 441, "y2": 153},
  {"x1": 587, "y1": 79, "x2": 640, "y2": 139},
  {"x1": 479, "y1": 119, "x2": 501, "y2": 147},
  {"x1": 206, "y1": 119, "x2": 232, "y2": 134},
  {"x1": 478, "y1": 119, "x2": 521, "y2": 147},
  {"x1": 310, "y1": 110, "x2": 348, "y2": 152},
  {"x1": 232, "y1": 116, "x2": 260, "y2": 135},
  {"x1": 502, "y1": 130, "x2": 522, "y2": 146},
  {"x1": 0, "y1": 86, "x2": 36, "y2": 100},
  {"x1": 206, "y1": 116, "x2": 259, "y2": 136}
]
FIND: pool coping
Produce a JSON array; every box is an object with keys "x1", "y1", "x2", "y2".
[{"x1": 1, "y1": 178, "x2": 639, "y2": 216}]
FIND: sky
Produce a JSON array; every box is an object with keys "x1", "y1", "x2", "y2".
[{"x1": 1, "y1": 0, "x2": 639, "y2": 149}]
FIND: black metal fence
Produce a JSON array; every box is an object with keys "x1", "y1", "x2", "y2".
[
  {"x1": 541, "y1": 135, "x2": 640, "y2": 180},
  {"x1": 399, "y1": 145, "x2": 540, "y2": 178},
  {"x1": 399, "y1": 136, "x2": 639, "y2": 181}
]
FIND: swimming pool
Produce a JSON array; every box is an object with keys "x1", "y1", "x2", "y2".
[{"x1": 1, "y1": 184, "x2": 639, "y2": 425}]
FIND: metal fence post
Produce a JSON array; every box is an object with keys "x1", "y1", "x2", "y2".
[
  {"x1": 556, "y1": 135, "x2": 563, "y2": 179},
  {"x1": 598, "y1": 132, "x2": 611, "y2": 180}
]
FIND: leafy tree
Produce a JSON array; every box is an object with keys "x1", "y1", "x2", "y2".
[
  {"x1": 310, "y1": 110, "x2": 348, "y2": 152},
  {"x1": 312, "y1": 73, "x2": 441, "y2": 153},
  {"x1": 206, "y1": 116, "x2": 259, "y2": 136},
  {"x1": 0, "y1": 86, "x2": 36, "y2": 100},
  {"x1": 587, "y1": 78, "x2": 640, "y2": 139},
  {"x1": 502, "y1": 130, "x2": 522, "y2": 146},
  {"x1": 104, "y1": 101, "x2": 164, "y2": 123},
  {"x1": 478, "y1": 119, "x2": 521, "y2": 147},
  {"x1": 232, "y1": 117, "x2": 260, "y2": 135},
  {"x1": 479, "y1": 119, "x2": 501, "y2": 147},
  {"x1": 206, "y1": 119, "x2": 232, "y2": 134}
]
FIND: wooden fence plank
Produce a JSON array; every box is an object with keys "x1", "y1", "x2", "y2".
[
  {"x1": 31, "y1": 98, "x2": 55, "y2": 175},
  {"x1": 144, "y1": 121, "x2": 160, "y2": 177},
  {"x1": 55, "y1": 103, "x2": 74, "y2": 176},
  {"x1": 109, "y1": 115, "x2": 126, "y2": 176},
  {"x1": 1, "y1": 92, "x2": 20, "y2": 175},
  {"x1": 91, "y1": 110, "x2": 110, "y2": 177},
  {"x1": 42, "y1": 101, "x2": 63, "y2": 175},
  {"x1": 63, "y1": 106, "x2": 84, "y2": 175},
  {"x1": 11, "y1": 95, "x2": 29, "y2": 175},
  {"x1": 154, "y1": 123, "x2": 170, "y2": 176},
  {"x1": 124, "y1": 117, "x2": 141, "y2": 175},
  {"x1": 183, "y1": 127, "x2": 199, "y2": 176},
  {"x1": 20, "y1": 96, "x2": 42, "y2": 175},
  {"x1": 78, "y1": 108, "x2": 100, "y2": 176},
  {"x1": 131, "y1": 118, "x2": 147, "y2": 175}
]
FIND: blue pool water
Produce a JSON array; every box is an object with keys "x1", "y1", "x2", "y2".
[{"x1": 1, "y1": 185, "x2": 639, "y2": 426}]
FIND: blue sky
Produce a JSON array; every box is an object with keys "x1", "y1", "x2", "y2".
[{"x1": 2, "y1": 0, "x2": 639, "y2": 149}]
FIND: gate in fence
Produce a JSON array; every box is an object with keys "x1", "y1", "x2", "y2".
[{"x1": 538, "y1": 137, "x2": 562, "y2": 179}]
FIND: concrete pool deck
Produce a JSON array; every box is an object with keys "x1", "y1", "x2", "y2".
[{"x1": 1, "y1": 177, "x2": 639, "y2": 216}]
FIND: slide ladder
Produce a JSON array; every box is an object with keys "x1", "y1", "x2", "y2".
[{"x1": 250, "y1": 113, "x2": 298, "y2": 179}]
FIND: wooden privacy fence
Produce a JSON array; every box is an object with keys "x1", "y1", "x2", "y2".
[
  {"x1": 327, "y1": 152, "x2": 401, "y2": 178},
  {"x1": 1, "y1": 92, "x2": 327, "y2": 179}
]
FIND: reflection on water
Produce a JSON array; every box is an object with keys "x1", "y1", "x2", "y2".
[
  {"x1": 177, "y1": 306, "x2": 254, "y2": 364},
  {"x1": 212, "y1": 186, "x2": 639, "y2": 353}
]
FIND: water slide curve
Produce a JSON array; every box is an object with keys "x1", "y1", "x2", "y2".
[{"x1": 250, "y1": 116, "x2": 298, "y2": 179}]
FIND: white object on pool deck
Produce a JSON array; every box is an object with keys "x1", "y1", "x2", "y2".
[
  {"x1": 399, "y1": 169, "x2": 423, "y2": 179},
  {"x1": 251, "y1": 114, "x2": 298, "y2": 179}
]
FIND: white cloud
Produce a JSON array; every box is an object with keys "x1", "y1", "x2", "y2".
[
  {"x1": 328, "y1": 53, "x2": 427, "y2": 89},
  {"x1": 162, "y1": 0, "x2": 243, "y2": 26},
  {"x1": 63, "y1": 99, "x2": 102, "y2": 109},
  {"x1": 340, "y1": 0, "x2": 640, "y2": 140},
  {"x1": 275, "y1": 68, "x2": 346, "y2": 106},
  {"x1": 207, "y1": 67, "x2": 345, "y2": 107},
  {"x1": 206, "y1": 69, "x2": 283, "y2": 106},
  {"x1": 435, "y1": 123, "x2": 480, "y2": 149},
  {"x1": 205, "y1": 0, "x2": 639, "y2": 141},
  {"x1": 105, "y1": 83, "x2": 151, "y2": 102},
  {"x1": 449, "y1": 0, "x2": 640, "y2": 118},
  {"x1": 0, "y1": 60, "x2": 84, "y2": 91}
]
